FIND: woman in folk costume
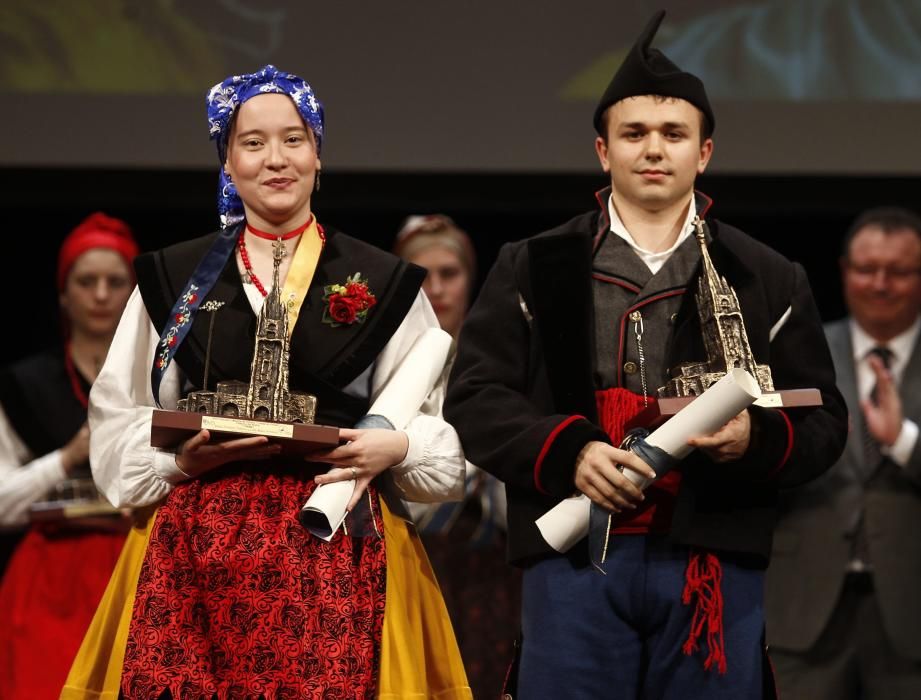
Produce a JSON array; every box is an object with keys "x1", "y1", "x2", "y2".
[
  {"x1": 0, "y1": 212, "x2": 137, "y2": 699},
  {"x1": 63, "y1": 66, "x2": 471, "y2": 700}
]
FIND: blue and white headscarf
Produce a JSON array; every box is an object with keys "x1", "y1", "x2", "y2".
[{"x1": 206, "y1": 65, "x2": 325, "y2": 228}]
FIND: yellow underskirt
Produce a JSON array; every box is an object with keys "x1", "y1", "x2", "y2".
[
  {"x1": 61, "y1": 499, "x2": 471, "y2": 700},
  {"x1": 61, "y1": 507, "x2": 157, "y2": 700},
  {"x1": 377, "y1": 498, "x2": 471, "y2": 699}
]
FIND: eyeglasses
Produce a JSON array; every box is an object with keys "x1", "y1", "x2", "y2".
[{"x1": 846, "y1": 263, "x2": 921, "y2": 281}]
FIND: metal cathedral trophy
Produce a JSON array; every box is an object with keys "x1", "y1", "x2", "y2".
[
  {"x1": 150, "y1": 241, "x2": 339, "y2": 454},
  {"x1": 628, "y1": 219, "x2": 822, "y2": 430}
]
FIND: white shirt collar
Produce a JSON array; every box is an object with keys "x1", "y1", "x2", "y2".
[
  {"x1": 607, "y1": 195, "x2": 697, "y2": 274},
  {"x1": 850, "y1": 315, "x2": 921, "y2": 368}
]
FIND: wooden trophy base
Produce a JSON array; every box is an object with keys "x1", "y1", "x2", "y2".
[
  {"x1": 625, "y1": 388, "x2": 823, "y2": 433},
  {"x1": 150, "y1": 409, "x2": 340, "y2": 455},
  {"x1": 30, "y1": 499, "x2": 122, "y2": 522},
  {"x1": 29, "y1": 499, "x2": 131, "y2": 533}
]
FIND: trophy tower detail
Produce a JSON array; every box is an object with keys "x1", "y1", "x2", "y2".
[
  {"x1": 246, "y1": 263, "x2": 291, "y2": 421},
  {"x1": 658, "y1": 219, "x2": 774, "y2": 398},
  {"x1": 177, "y1": 240, "x2": 317, "y2": 423}
]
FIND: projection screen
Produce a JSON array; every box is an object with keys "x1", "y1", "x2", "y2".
[{"x1": 2, "y1": 0, "x2": 920, "y2": 174}]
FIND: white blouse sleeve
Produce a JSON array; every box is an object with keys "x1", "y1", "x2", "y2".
[
  {"x1": 0, "y1": 403, "x2": 67, "y2": 527},
  {"x1": 89, "y1": 287, "x2": 189, "y2": 508},
  {"x1": 90, "y1": 287, "x2": 464, "y2": 508},
  {"x1": 371, "y1": 291, "x2": 466, "y2": 503}
]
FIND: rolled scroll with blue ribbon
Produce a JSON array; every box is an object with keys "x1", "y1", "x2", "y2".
[{"x1": 536, "y1": 368, "x2": 763, "y2": 561}]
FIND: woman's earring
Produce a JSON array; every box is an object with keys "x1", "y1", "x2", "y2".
[{"x1": 313, "y1": 170, "x2": 321, "y2": 193}]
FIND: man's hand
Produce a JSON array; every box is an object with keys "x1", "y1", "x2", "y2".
[
  {"x1": 862, "y1": 354, "x2": 903, "y2": 446},
  {"x1": 574, "y1": 440, "x2": 656, "y2": 512},
  {"x1": 175, "y1": 430, "x2": 281, "y2": 478},
  {"x1": 687, "y1": 409, "x2": 751, "y2": 462}
]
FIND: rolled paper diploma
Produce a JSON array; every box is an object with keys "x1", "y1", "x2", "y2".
[
  {"x1": 300, "y1": 327, "x2": 453, "y2": 540},
  {"x1": 535, "y1": 368, "x2": 762, "y2": 553},
  {"x1": 366, "y1": 327, "x2": 453, "y2": 430},
  {"x1": 299, "y1": 480, "x2": 354, "y2": 541}
]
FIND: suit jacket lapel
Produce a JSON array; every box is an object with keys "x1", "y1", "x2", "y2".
[
  {"x1": 826, "y1": 320, "x2": 867, "y2": 479},
  {"x1": 899, "y1": 332, "x2": 921, "y2": 431}
]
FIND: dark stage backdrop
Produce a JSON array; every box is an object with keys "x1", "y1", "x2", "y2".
[
  {"x1": 2, "y1": 167, "x2": 919, "y2": 366},
  {"x1": 4, "y1": 1, "x2": 921, "y2": 364}
]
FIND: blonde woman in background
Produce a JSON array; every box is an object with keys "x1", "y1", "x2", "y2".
[{"x1": 395, "y1": 214, "x2": 521, "y2": 700}]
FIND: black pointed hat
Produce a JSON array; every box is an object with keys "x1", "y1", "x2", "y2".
[{"x1": 592, "y1": 10, "x2": 714, "y2": 136}]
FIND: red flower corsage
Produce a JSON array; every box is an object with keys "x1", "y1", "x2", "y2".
[{"x1": 322, "y1": 273, "x2": 377, "y2": 326}]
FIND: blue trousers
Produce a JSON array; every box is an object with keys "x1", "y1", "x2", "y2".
[{"x1": 518, "y1": 536, "x2": 765, "y2": 699}]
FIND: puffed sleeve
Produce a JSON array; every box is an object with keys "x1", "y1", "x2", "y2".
[
  {"x1": 0, "y1": 404, "x2": 67, "y2": 526},
  {"x1": 89, "y1": 287, "x2": 190, "y2": 508},
  {"x1": 92, "y1": 287, "x2": 464, "y2": 507},
  {"x1": 369, "y1": 291, "x2": 466, "y2": 503}
]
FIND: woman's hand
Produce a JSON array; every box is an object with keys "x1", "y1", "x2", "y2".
[
  {"x1": 174, "y1": 430, "x2": 282, "y2": 478},
  {"x1": 61, "y1": 422, "x2": 91, "y2": 475},
  {"x1": 308, "y1": 428, "x2": 409, "y2": 511}
]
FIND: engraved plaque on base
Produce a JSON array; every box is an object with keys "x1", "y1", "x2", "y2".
[{"x1": 150, "y1": 409, "x2": 340, "y2": 455}]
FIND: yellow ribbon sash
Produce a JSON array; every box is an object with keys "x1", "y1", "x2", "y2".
[{"x1": 280, "y1": 217, "x2": 324, "y2": 335}]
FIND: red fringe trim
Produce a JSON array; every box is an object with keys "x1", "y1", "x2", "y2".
[
  {"x1": 596, "y1": 390, "x2": 726, "y2": 675},
  {"x1": 681, "y1": 551, "x2": 727, "y2": 674}
]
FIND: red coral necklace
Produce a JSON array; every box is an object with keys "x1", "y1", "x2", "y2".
[{"x1": 238, "y1": 218, "x2": 326, "y2": 297}]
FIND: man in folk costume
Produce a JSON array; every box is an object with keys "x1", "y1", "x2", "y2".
[{"x1": 445, "y1": 10, "x2": 847, "y2": 699}]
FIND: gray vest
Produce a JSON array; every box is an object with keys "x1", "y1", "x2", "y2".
[{"x1": 592, "y1": 230, "x2": 701, "y2": 393}]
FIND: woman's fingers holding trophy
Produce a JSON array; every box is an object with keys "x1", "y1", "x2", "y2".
[{"x1": 176, "y1": 430, "x2": 280, "y2": 478}]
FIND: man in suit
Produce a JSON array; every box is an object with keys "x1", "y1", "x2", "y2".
[{"x1": 766, "y1": 207, "x2": 921, "y2": 699}]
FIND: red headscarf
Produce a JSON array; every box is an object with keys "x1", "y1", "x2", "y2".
[{"x1": 56, "y1": 212, "x2": 139, "y2": 291}]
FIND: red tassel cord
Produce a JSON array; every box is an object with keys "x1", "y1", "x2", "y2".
[{"x1": 681, "y1": 551, "x2": 727, "y2": 674}]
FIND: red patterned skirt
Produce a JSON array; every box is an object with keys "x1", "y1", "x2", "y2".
[{"x1": 121, "y1": 468, "x2": 387, "y2": 700}]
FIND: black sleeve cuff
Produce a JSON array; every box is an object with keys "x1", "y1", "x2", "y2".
[
  {"x1": 743, "y1": 405, "x2": 794, "y2": 481},
  {"x1": 534, "y1": 416, "x2": 611, "y2": 499}
]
